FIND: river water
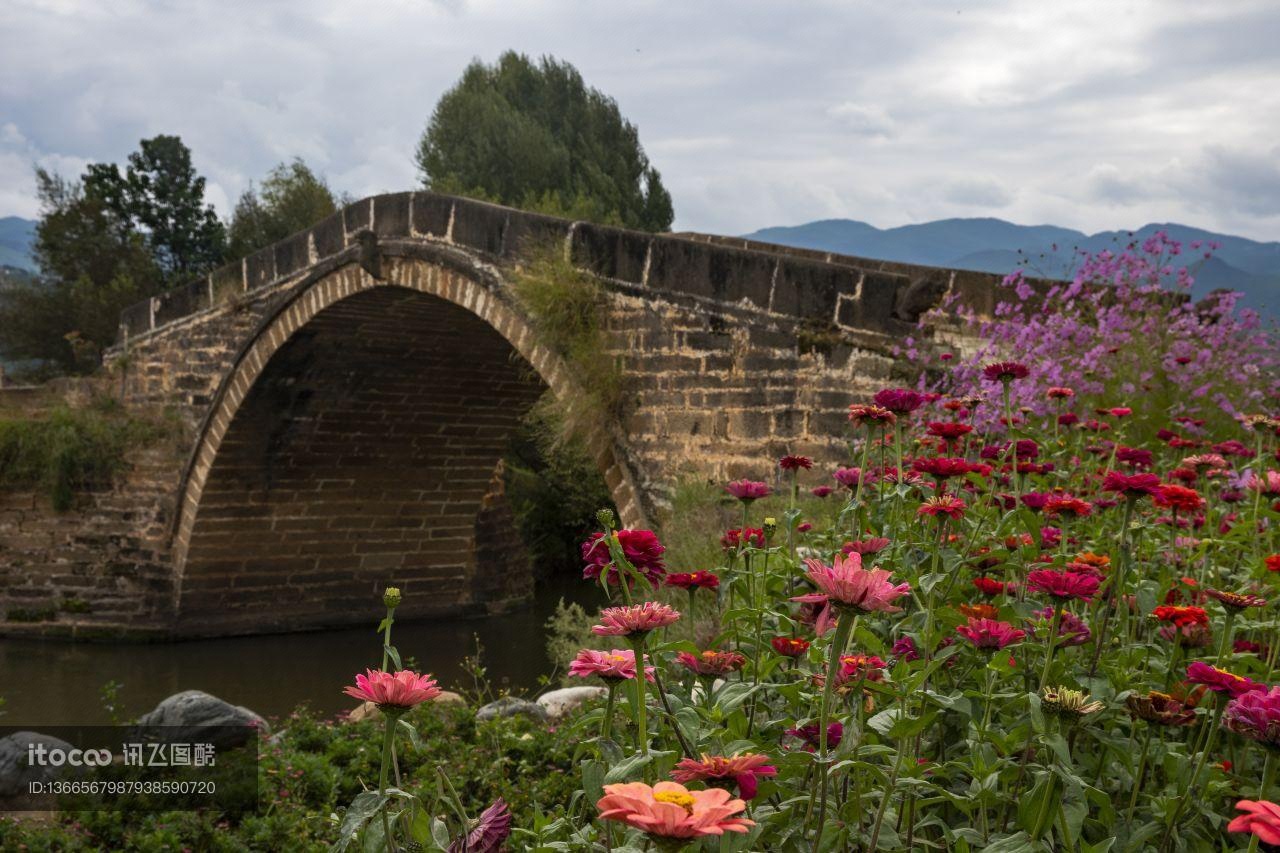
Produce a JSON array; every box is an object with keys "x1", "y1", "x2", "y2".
[{"x1": 1, "y1": 577, "x2": 603, "y2": 727}]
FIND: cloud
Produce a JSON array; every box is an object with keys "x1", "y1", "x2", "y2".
[
  {"x1": 940, "y1": 177, "x2": 1014, "y2": 209},
  {"x1": 0, "y1": 0, "x2": 1277, "y2": 242},
  {"x1": 825, "y1": 102, "x2": 895, "y2": 138}
]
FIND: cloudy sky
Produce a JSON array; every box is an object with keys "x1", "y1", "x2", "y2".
[{"x1": 2, "y1": 0, "x2": 1279, "y2": 240}]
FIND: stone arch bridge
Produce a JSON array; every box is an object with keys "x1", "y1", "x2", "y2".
[{"x1": 0, "y1": 192, "x2": 1002, "y2": 638}]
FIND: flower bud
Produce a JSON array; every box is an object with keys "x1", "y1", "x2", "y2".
[
  {"x1": 382, "y1": 587, "x2": 402, "y2": 609},
  {"x1": 763, "y1": 517, "x2": 777, "y2": 537},
  {"x1": 596, "y1": 508, "x2": 617, "y2": 530}
]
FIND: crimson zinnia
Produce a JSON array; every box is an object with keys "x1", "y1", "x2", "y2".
[
  {"x1": 1223, "y1": 686, "x2": 1280, "y2": 749},
  {"x1": 725, "y1": 479, "x2": 771, "y2": 502},
  {"x1": 1026, "y1": 569, "x2": 1100, "y2": 602},
  {"x1": 982, "y1": 361, "x2": 1030, "y2": 382},
  {"x1": 956, "y1": 617, "x2": 1026, "y2": 650},
  {"x1": 581, "y1": 529, "x2": 667, "y2": 587}
]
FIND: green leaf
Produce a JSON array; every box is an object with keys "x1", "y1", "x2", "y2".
[
  {"x1": 333, "y1": 791, "x2": 389, "y2": 853},
  {"x1": 384, "y1": 644, "x2": 402, "y2": 671},
  {"x1": 604, "y1": 752, "x2": 653, "y2": 784}
]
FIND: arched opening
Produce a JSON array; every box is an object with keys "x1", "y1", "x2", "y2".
[{"x1": 175, "y1": 272, "x2": 616, "y2": 635}]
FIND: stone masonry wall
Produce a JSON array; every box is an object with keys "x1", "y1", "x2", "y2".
[{"x1": 0, "y1": 191, "x2": 1000, "y2": 638}]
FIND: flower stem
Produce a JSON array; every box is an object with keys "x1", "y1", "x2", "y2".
[
  {"x1": 628, "y1": 637, "x2": 650, "y2": 756},
  {"x1": 378, "y1": 713, "x2": 398, "y2": 853},
  {"x1": 811, "y1": 611, "x2": 855, "y2": 851}
]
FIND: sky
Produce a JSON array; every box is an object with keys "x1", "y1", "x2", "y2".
[{"x1": 2, "y1": 0, "x2": 1279, "y2": 241}]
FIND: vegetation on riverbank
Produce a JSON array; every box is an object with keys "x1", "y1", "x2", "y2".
[{"x1": 0, "y1": 395, "x2": 178, "y2": 509}]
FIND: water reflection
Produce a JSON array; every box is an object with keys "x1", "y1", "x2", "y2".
[{"x1": 1, "y1": 577, "x2": 602, "y2": 726}]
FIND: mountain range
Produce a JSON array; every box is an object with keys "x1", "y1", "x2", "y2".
[
  {"x1": 0, "y1": 217, "x2": 36, "y2": 271},
  {"x1": 2, "y1": 213, "x2": 1277, "y2": 315},
  {"x1": 745, "y1": 218, "x2": 1280, "y2": 315}
]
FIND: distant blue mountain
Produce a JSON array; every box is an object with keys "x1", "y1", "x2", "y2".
[
  {"x1": 744, "y1": 218, "x2": 1280, "y2": 314},
  {"x1": 0, "y1": 217, "x2": 36, "y2": 271}
]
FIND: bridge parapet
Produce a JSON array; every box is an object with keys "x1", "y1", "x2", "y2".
[{"x1": 116, "y1": 192, "x2": 1001, "y2": 349}]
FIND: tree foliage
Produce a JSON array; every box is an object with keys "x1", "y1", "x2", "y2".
[
  {"x1": 416, "y1": 52, "x2": 674, "y2": 232},
  {"x1": 0, "y1": 170, "x2": 163, "y2": 374},
  {"x1": 84, "y1": 135, "x2": 225, "y2": 281},
  {"x1": 226, "y1": 159, "x2": 341, "y2": 261}
]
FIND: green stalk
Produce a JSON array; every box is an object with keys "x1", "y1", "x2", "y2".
[
  {"x1": 1247, "y1": 752, "x2": 1277, "y2": 853},
  {"x1": 378, "y1": 712, "x2": 399, "y2": 853},
  {"x1": 601, "y1": 682, "x2": 618, "y2": 743},
  {"x1": 811, "y1": 610, "x2": 855, "y2": 851},
  {"x1": 628, "y1": 636, "x2": 650, "y2": 756},
  {"x1": 1040, "y1": 604, "x2": 1063, "y2": 690}
]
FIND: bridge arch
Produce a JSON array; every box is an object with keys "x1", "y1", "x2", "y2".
[{"x1": 171, "y1": 245, "x2": 645, "y2": 634}]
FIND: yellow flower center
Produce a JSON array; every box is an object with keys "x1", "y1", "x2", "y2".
[{"x1": 653, "y1": 790, "x2": 696, "y2": 813}]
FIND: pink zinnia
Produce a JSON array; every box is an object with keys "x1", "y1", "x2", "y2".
[
  {"x1": 1228, "y1": 800, "x2": 1280, "y2": 847},
  {"x1": 725, "y1": 479, "x2": 771, "y2": 502},
  {"x1": 1223, "y1": 686, "x2": 1280, "y2": 748},
  {"x1": 581, "y1": 529, "x2": 667, "y2": 587},
  {"x1": 956, "y1": 617, "x2": 1027, "y2": 651},
  {"x1": 842, "y1": 536, "x2": 891, "y2": 556},
  {"x1": 1026, "y1": 569, "x2": 1100, "y2": 602},
  {"x1": 833, "y1": 467, "x2": 863, "y2": 488},
  {"x1": 671, "y1": 753, "x2": 778, "y2": 800},
  {"x1": 918, "y1": 495, "x2": 966, "y2": 519},
  {"x1": 1185, "y1": 661, "x2": 1264, "y2": 698},
  {"x1": 848, "y1": 403, "x2": 897, "y2": 427},
  {"x1": 568, "y1": 648, "x2": 654, "y2": 682},
  {"x1": 343, "y1": 669, "x2": 441, "y2": 711},
  {"x1": 596, "y1": 781, "x2": 753, "y2": 839},
  {"x1": 592, "y1": 602, "x2": 681, "y2": 637},
  {"x1": 790, "y1": 552, "x2": 910, "y2": 636}
]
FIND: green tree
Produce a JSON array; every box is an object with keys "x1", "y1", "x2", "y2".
[
  {"x1": 84, "y1": 135, "x2": 225, "y2": 281},
  {"x1": 226, "y1": 159, "x2": 340, "y2": 261},
  {"x1": 416, "y1": 52, "x2": 674, "y2": 232},
  {"x1": 0, "y1": 170, "x2": 162, "y2": 375}
]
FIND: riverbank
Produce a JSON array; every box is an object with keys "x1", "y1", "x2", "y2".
[{"x1": 1, "y1": 576, "x2": 602, "y2": 726}]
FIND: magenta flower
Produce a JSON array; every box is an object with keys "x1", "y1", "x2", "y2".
[
  {"x1": 1223, "y1": 686, "x2": 1280, "y2": 748},
  {"x1": 873, "y1": 387, "x2": 925, "y2": 414},
  {"x1": 982, "y1": 361, "x2": 1030, "y2": 383},
  {"x1": 1102, "y1": 471, "x2": 1162, "y2": 498},
  {"x1": 785, "y1": 721, "x2": 843, "y2": 752},
  {"x1": 448, "y1": 799, "x2": 512, "y2": 853},
  {"x1": 833, "y1": 467, "x2": 863, "y2": 488},
  {"x1": 1031, "y1": 606, "x2": 1091, "y2": 646},
  {"x1": 592, "y1": 602, "x2": 681, "y2": 637},
  {"x1": 790, "y1": 552, "x2": 910, "y2": 635},
  {"x1": 343, "y1": 669, "x2": 442, "y2": 711},
  {"x1": 725, "y1": 479, "x2": 771, "y2": 502},
  {"x1": 1186, "y1": 661, "x2": 1264, "y2": 698},
  {"x1": 956, "y1": 617, "x2": 1027, "y2": 651},
  {"x1": 1026, "y1": 569, "x2": 1100, "y2": 602},
  {"x1": 581, "y1": 529, "x2": 667, "y2": 587}
]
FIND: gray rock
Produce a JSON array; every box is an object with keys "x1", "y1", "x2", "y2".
[
  {"x1": 475, "y1": 697, "x2": 549, "y2": 723},
  {"x1": 536, "y1": 686, "x2": 608, "y2": 720},
  {"x1": 132, "y1": 690, "x2": 268, "y2": 750},
  {"x1": 0, "y1": 731, "x2": 75, "y2": 798}
]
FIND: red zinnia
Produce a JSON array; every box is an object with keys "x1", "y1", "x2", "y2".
[
  {"x1": 771, "y1": 637, "x2": 811, "y2": 657},
  {"x1": 582, "y1": 529, "x2": 667, "y2": 587},
  {"x1": 677, "y1": 649, "x2": 747, "y2": 677},
  {"x1": 721, "y1": 527, "x2": 765, "y2": 551},
  {"x1": 926, "y1": 422, "x2": 973, "y2": 441},
  {"x1": 1154, "y1": 484, "x2": 1205, "y2": 513},
  {"x1": 1186, "y1": 661, "x2": 1265, "y2": 698},
  {"x1": 779, "y1": 455, "x2": 813, "y2": 471},
  {"x1": 973, "y1": 577, "x2": 1015, "y2": 597},
  {"x1": 918, "y1": 496, "x2": 966, "y2": 519},
  {"x1": 1151, "y1": 605, "x2": 1209, "y2": 628},
  {"x1": 726, "y1": 479, "x2": 771, "y2": 502},
  {"x1": 1102, "y1": 471, "x2": 1162, "y2": 498}
]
